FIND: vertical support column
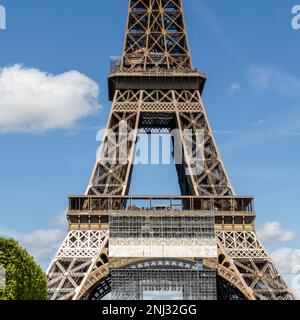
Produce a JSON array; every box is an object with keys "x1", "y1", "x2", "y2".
[{"x1": 86, "y1": 90, "x2": 141, "y2": 197}]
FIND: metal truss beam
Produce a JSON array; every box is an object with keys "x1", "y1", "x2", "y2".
[{"x1": 122, "y1": 0, "x2": 192, "y2": 71}]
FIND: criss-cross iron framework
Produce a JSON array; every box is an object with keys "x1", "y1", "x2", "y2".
[
  {"x1": 122, "y1": 0, "x2": 191, "y2": 70},
  {"x1": 47, "y1": 0, "x2": 295, "y2": 300}
]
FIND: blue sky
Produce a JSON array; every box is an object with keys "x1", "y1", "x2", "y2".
[{"x1": 0, "y1": 0, "x2": 300, "y2": 294}]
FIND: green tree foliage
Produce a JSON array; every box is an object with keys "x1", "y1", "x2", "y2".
[{"x1": 0, "y1": 238, "x2": 47, "y2": 300}]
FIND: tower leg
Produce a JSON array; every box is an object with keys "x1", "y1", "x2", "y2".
[{"x1": 47, "y1": 231, "x2": 109, "y2": 300}]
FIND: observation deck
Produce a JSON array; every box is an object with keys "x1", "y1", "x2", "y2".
[
  {"x1": 67, "y1": 195, "x2": 255, "y2": 232},
  {"x1": 108, "y1": 59, "x2": 207, "y2": 101}
]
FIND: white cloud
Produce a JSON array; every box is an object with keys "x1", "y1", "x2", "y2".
[
  {"x1": 272, "y1": 248, "x2": 300, "y2": 274},
  {"x1": 21, "y1": 229, "x2": 65, "y2": 248},
  {"x1": 271, "y1": 248, "x2": 300, "y2": 299},
  {"x1": 49, "y1": 210, "x2": 68, "y2": 229},
  {"x1": 257, "y1": 119, "x2": 267, "y2": 125},
  {"x1": 250, "y1": 66, "x2": 300, "y2": 101},
  {"x1": 229, "y1": 83, "x2": 241, "y2": 94},
  {"x1": 0, "y1": 64, "x2": 100, "y2": 133},
  {"x1": 0, "y1": 221, "x2": 66, "y2": 269},
  {"x1": 20, "y1": 227, "x2": 66, "y2": 268},
  {"x1": 257, "y1": 221, "x2": 296, "y2": 243},
  {"x1": 251, "y1": 67, "x2": 273, "y2": 89}
]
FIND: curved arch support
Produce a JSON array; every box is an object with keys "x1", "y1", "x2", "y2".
[
  {"x1": 217, "y1": 240, "x2": 256, "y2": 300},
  {"x1": 76, "y1": 264, "x2": 109, "y2": 300},
  {"x1": 75, "y1": 247, "x2": 110, "y2": 300}
]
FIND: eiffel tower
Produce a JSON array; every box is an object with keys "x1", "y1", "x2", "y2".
[{"x1": 47, "y1": 0, "x2": 295, "y2": 300}]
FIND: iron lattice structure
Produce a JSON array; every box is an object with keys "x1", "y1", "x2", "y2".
[{"x1": 47, "y1": 0, "x2": 295, "y2": 300}]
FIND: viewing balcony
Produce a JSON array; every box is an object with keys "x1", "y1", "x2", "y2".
[
  {"x1": 108, "y1": 58, "x2": 207, "y2": 100},
  {"x1": 67, "y1": 196, "x2": 256, "y2": 232}
]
